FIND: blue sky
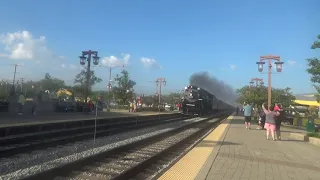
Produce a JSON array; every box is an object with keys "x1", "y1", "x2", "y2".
[{"x1": 0, "y1": 0, "x2": 319, "y2": 95}]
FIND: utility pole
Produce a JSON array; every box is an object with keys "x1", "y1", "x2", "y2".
[
  {"x1": 20, "y1": 78, "x2": 24, "y2": 93},
  {"x1": 12, "y1": 64, "x2": 18, "y2": 86},
  {"x1": 7, "y1": 64, "x2": 22, "y2": 96}
]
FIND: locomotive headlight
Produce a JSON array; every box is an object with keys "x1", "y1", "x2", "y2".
[
  {"x1": 189, "y1": 93, "x2": 193, "y2": 96},
  {"x1": 197, "y1": 87, "x2": 200, "y2": 90}
]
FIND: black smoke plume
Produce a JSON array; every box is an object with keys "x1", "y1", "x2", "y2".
[{"x1": 189, "y1": 72, "x2": 238, "y2": 106}]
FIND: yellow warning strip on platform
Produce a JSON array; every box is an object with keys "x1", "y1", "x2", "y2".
[{"x1": 158, "y1": 116, "x2": 232, "y2": 180}]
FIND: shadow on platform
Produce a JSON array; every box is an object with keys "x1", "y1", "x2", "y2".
[
  {"x1": 198, "y1": 140, "x2": 241, "y2": 148},
  {"x1": 280, "y1": 130, "x2": 304, "y2": 133},
  {"x1": 277, "y1": 139, "x2": 305, "y2": 142}
]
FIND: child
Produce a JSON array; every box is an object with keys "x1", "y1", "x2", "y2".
[{"x1": 257, "y1": 109, "x2": 266, "y2": 130}]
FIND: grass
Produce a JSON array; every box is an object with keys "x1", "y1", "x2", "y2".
[{"x1": 307, "y1": 132, "x2": 320, "y2": 139}]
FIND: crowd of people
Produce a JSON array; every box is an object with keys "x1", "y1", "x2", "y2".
[{"x1": 236, "y1": 103, "x2": 285, "y2": 141}]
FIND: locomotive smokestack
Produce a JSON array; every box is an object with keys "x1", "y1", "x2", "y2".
[{"x1": 189, "y1": 71, "x2": 238, "y2": 106}]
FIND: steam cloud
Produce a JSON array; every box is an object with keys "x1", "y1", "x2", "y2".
[{"x1": 189, "y1": 72, "x2": 238, "y2": 106}]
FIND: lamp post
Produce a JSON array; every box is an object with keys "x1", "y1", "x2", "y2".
[
  {"x1": 155, "y1": 78, "x2": 166, "y2": 107},
  {"x1": 256, "y1": 55, "x2": 284, "y2": 109},
  {"x1": 249, "y1": 78, "x2": 264, "y2": 87},
  {"x1": 79, "y1": 50, "x2": 100, "y2": 103}
]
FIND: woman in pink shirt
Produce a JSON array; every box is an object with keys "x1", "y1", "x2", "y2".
[{"x1": 262, "y1": 103, "x2": 280, "y2": 140}]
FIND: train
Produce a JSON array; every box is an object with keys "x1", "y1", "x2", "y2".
[{"x1": 180, "y1": 85, "x2": 234, "y2": 115}]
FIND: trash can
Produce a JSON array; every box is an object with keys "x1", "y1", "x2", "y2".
[{"x1": 306, "y1": 119, "x2": 315, "y2": 133}]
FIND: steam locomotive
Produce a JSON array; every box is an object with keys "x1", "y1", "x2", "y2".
[{"x1": 180, "y1": 85, "x2": 234, "y2": 115}]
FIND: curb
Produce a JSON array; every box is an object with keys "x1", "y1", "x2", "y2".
[{"x1": 289, "y1": 133, "x2": 320, "y2": 147}]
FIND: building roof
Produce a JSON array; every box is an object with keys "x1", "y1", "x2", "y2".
[{"x1": 294, "y1": 93, "x2": 317, "y2": 101}]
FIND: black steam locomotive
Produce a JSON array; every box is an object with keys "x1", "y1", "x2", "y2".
[{"x1": 180, "y1": 85, "x2": 233, "y2": 115}]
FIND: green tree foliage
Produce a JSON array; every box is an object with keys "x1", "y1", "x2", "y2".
[
  {"x1": 112, "y1": 70, "x2": 136, "y2": 105},
  {"x1": 0, "y1": 80, "x2": 10, "y2": 100},
  {"x1": 40, "y1": 73, "x2": 66, "y2": 92},
  {"x1": 163, "y1": 92, "x2": 181, "y2": 105},
  {"x1": 236, "y1": 85, "x2": 295, "y2": 108},
  {"x1": 73, "y1": 69, "x2": 102, "y2": 95},
  {"x1": 306, "y1": 34, "x2": 320, "y2": 101},
  {"x1": 74, "y1": 70, "x2": 102, "y2": 87}
]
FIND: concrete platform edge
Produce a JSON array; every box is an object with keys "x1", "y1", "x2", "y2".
[
  {"x1": 195, "y1": 117, "x2": 233, "y2": 180},
  {"x1": 290, "y1": 133, "x2": 320, "y2": 147},
  {"x1": 0, "y1": 112, "x2": 178, "y2": 128}
]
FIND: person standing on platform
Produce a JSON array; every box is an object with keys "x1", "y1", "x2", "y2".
[
  {"x1": 17, "y1": 93, "x2": 25, "y2": 115},
  {"x1": 133, "y1": 100, "x2": 137, "y2": 112},
  {"x1": 262, "y1": 103, "x2": 280, "y2": 140},
  {"x1": 31, "y1": 93, "x2": 39, "y2": 115},
  {"x1": 275, "y1": 104, "x2": 284, "y2": 140},
  {"x1": 243, "y1": 103, "x2": 252, "y2": 129},
  {"x1": 257, "y1": 108, "x2": 266, "y2": 130},
  {"x1": 129, "y1": 102, "x2": 133, "y2": 112}
]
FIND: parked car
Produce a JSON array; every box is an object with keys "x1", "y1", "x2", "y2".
[
  {"x1": 0, "y1": 101, "x2": 9, "y2": 112},
  {"x1": 283, "y1": 110, "x2": 294, "y2": 125}
]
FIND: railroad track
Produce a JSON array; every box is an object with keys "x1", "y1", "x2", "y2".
[
  {"x1": 0, "y1": 114, "x2": 187, "y2": 158},
  {"x1": 22, "y1": 112, "x2": 231, "y2": 180}
]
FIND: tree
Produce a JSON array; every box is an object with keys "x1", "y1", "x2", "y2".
[
  {"x1": 236, "y1": 85, "x2": 267, "y2": 106},
  {"x1": 236, "y1": 85, "x2": 295, "y2": 108},
  {"x1": 141, "y1": 95, "x2": 155, "y2": 106},
  {"x1": 306, "y1": 34, "x2": 320, "y2": 101},
  {"x1": 40, "y1": 73, "x2": 66, "y2": 92},
  {"x1": 112, "y1": 70, "x2": 136, "y2": 105},
  {"x1": 163, "y1": 92, "x2": 181, "y2": 105},
  {"x1": 73, "y1": 69, "x2": 102, "y2": 96}
]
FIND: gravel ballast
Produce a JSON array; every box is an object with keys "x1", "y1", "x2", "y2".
[{"x1": 0, "y1": 117, "x2": 207, "y2": 179}]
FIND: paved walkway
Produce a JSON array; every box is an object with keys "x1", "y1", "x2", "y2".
[{"x1": 160, "y1": 116, "x2": 320, "y2": 180}]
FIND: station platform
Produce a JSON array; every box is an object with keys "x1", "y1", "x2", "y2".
[
  {"x1": 159, "y1": 116, "x2": 320, "y2": 180},
  {"x1": 0, "y1": 110, "x2": 173, "y2": 128}
]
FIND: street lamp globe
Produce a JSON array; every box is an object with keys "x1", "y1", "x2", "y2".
[
  {"x1": 274, "y1": 61, "x2": 284, "y2": 72},
  {"x1": 79, "y1": 56, "x2": 86, "y2": 65},
  {"x1": 256, "y1": 61, "x2": 265, "y2": 72},
  {"x1": 163, "y1": 80, "x2": 166, "y2": 86},
  {"x1": 93, "y1": 55, "x2": 100, "y2": 65}
]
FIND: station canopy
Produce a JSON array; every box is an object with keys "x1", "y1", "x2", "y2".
[
  {"x1": 294, "y1": 94, "x2": 320, "y2": 107},
  {"x1": 294, "y1": 100, "x2": 320, "y2": 106}
]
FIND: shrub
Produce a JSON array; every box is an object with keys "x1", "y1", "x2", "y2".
[{"x1": 307, "y1": 132, "x2": 320, "y2": 139}]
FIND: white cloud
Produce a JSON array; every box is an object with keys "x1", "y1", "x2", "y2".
[
  {"x1": 60, "y1": 63, "x2": 79, "y2": 70},
  {"x1": 101, "y1": 53, "x2": 130, "y2": 67},
  {"x1": 0, "y1": 30, "x2": 70, "y2": 81},
  {"x1": 60, "y1": 63, "x2": 67, "y2": 69},
  {"x1": 0, "y1": 30, "x2": 60, "y2": 61},
  {"x1": 288, "y1": 60, "x2": 296, "y2": 66},
  {"x1": 229, "y1": 64, "x2": 236, "y2": 70},
  {"x1": 140, "y1": 57, "x2": 162, "y2": 69}
]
